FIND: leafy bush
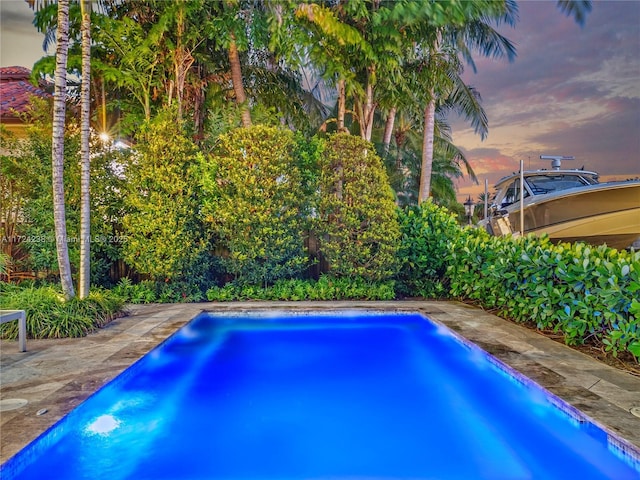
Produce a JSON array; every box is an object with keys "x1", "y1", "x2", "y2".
[
  {"x1": 446, "y1": 230, "x2": 640, "y2": 360},
  {"x1": 1, "y1": 110, "x2": 129, "y2": 285},
  {"x1": 121, "y1": 107, "x2": 211, "y2": 281},
  {"x1": 315, "y1": 133, "x2": 400, "y2": 280},
  {"x1": 396, "y1": 201, "x2": 462, "y2": 298},
  {"x1": 200, "y1": 126, "x2": 316, "y2": 286},
  {"x1": 206, "y1": 275, "x2": 396, "y2": 301},
  {"x1": 0, "y1": 285, "x2": 124, "y2": 339}
]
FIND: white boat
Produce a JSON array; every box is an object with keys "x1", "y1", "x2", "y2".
[{"x1": 479, "y1": 156, "x2": 640, "y2": 250}]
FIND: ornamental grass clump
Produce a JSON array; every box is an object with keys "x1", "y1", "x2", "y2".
[{"x1": 0, "y1": 284, "x2": 124, "y2": 339}]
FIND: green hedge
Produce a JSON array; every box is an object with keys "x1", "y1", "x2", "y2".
[
  {"x1": 315, "y1": 133, "x2": 400, "y2": 281},
  {"x1": 4, "y1": 200, "x2": 636, "y2": 361},
  {"x1": 121, "y1": 107, "x2": 210, "y2": 281},
  {"x1": 396, "y1": 201, "x2": 460, "y2": 298},
  {"x1": 446, "y1": 226, "x2": 640, "y2": 359},
  {"x1": 200, "y1": 126, "x2": 313, "y2": 286}
]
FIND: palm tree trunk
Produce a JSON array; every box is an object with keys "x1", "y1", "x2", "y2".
[
  {"x1": 418, "y1": 95, "x2": 436, "y2": 204},
  {"x1": 382, "y1": 106, "x2": 396, "y2": 154},
  {"x1": 394, "y1": 129, "x2": 404, "y2": 169},
  {"x1": 419, "y1": 32, "x2": 441, "y2": 205},
  {"x1": 229, "y1": 33, "x2": 251, "y2": 127},
  {"x1": 78, "y1": 0, "x2": 91, "y2": 299},
  {"x1": 52, "y1": 0, "x2": 75, "y2": 299}
]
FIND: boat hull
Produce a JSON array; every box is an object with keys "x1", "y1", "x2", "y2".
[
  {"x1": 486, "y1": 181, "x2": 640, "y2": 249},
  {"x1": 529, "y1": 208, "x2": 640, "y2": 250}
]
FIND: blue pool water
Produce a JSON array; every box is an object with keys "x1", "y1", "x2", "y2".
[{"x1": 2, "y1": 311, "x2": 640, "y2": 479}]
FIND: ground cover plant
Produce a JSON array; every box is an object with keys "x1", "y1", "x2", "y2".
[
  {"x1": 205, "y1": 275, "x2": 396, "y2": 302},
  {"x1": 111, "y1": 278, "x2": 205, "y2": 304},
  {"x1": 0, "y1": 283, "x2": 124, "y2": 339}
]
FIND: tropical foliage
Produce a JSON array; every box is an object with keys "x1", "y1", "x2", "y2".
[
  {"x1": 200, "y1": 126, "x2": 315, "y2": 286},
  {"x1": 121, "y1": 107, "x2": 210, "y2": 281},
  {"x1": 7, "y1": 0, "x2": 622, "y2": 363},
  {"x1": 315, "y1": 133, "x2": 400, "y2": 281},
  {"x1": 0, "y1": 103, "x2": 124, "y2": 285},
  {"x1": 0, "y1": 283, "x2": 123, "y2": 339},
  {"x1": 447, "y1": 228, "x2": 640, "y2": 360}
]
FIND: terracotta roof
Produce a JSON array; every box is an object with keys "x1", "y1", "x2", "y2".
[
  {"x1": 0, "y1": 67, "x2": 50, "y2": 120},
  {"x1": 0, "y1": 66, "x2": 32, "y2": 83}
]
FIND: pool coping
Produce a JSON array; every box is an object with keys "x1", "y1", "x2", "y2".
[{"x1": 1, "y1": 300, "x2": 640, "y2": 466}]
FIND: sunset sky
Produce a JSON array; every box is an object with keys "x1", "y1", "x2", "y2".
[
  {"x1": 452, "y1": 1, "x2": 640, "y2": 202},
  {"x1": 2, "y1": 0, "x2": 639, "y2": 204}
]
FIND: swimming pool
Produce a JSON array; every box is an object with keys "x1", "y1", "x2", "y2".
[{"x1": 2, "y1": 311, "x2": 639, "y2": 479}]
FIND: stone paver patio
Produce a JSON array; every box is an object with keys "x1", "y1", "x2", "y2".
[{"x1": 1, "y1": 300, "x2": 639, "y2": 466}]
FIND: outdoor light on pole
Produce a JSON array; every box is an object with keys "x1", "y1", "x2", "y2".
[{"x1": 464, "y1": 195, "x2": 474, "y2": 226}]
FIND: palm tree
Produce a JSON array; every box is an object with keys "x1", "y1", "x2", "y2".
[
  {"x1": 78, "y1": 0, "x2": 91, "y2": 298},
  {"x1": 417, "y1": 2, "x2": 518, "y2": 203},
  {"x1": 216, "y1": 0, "x2": 256, "y2": 128},
  {"x1": 228, "y1": 31, "x2": 251, "y2": 127},
  {"x1": 385, "y1": 108, "x2": 476, "y2": 208},
  {"x1": 557, "y1": 0, "x2": 592, "y2": 25},
  {"x1": 50, "y1": 0, "x2": 75, "y2": 299},
  {"x1": 294, "y1": 2, "x2": 367, "y2": 134},
  {"x1": 416, "y1": 0, "x2": 591, "y2": 202},
  {"x1": 30, "y1": 0, "x2": 95, "y2": 298},
  {"x1": 294, "y1": 1, "x2": 589, "y2": 203}
]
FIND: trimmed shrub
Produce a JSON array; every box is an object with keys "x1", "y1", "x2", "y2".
[
  {"x1": 315, "y1": 133, "x2": 400, "y2": 280},
  {"x1": 200, "y1": 126, "x2": 316, "y2": 286},
  {"x1": 446, "y1": 230, "x2": 640, "y2": 360},
  {"x1": 121, "y1": 107, "x2": 211, "y2": 281}
]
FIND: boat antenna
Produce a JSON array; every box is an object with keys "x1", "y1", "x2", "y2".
[{"x1": 540, "y1": 155, "x2": 574, "y2": 170}]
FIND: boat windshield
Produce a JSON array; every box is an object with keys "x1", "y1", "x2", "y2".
[
  {"x1": 491, "y1": 172, "x2": 600, "y2": 208},
  {"x1": 496, "y1": 179, "x2": 530, "y2": 207},
  {"x1": 525, "y1": 174, "x2": 597, "y2": 195}
]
